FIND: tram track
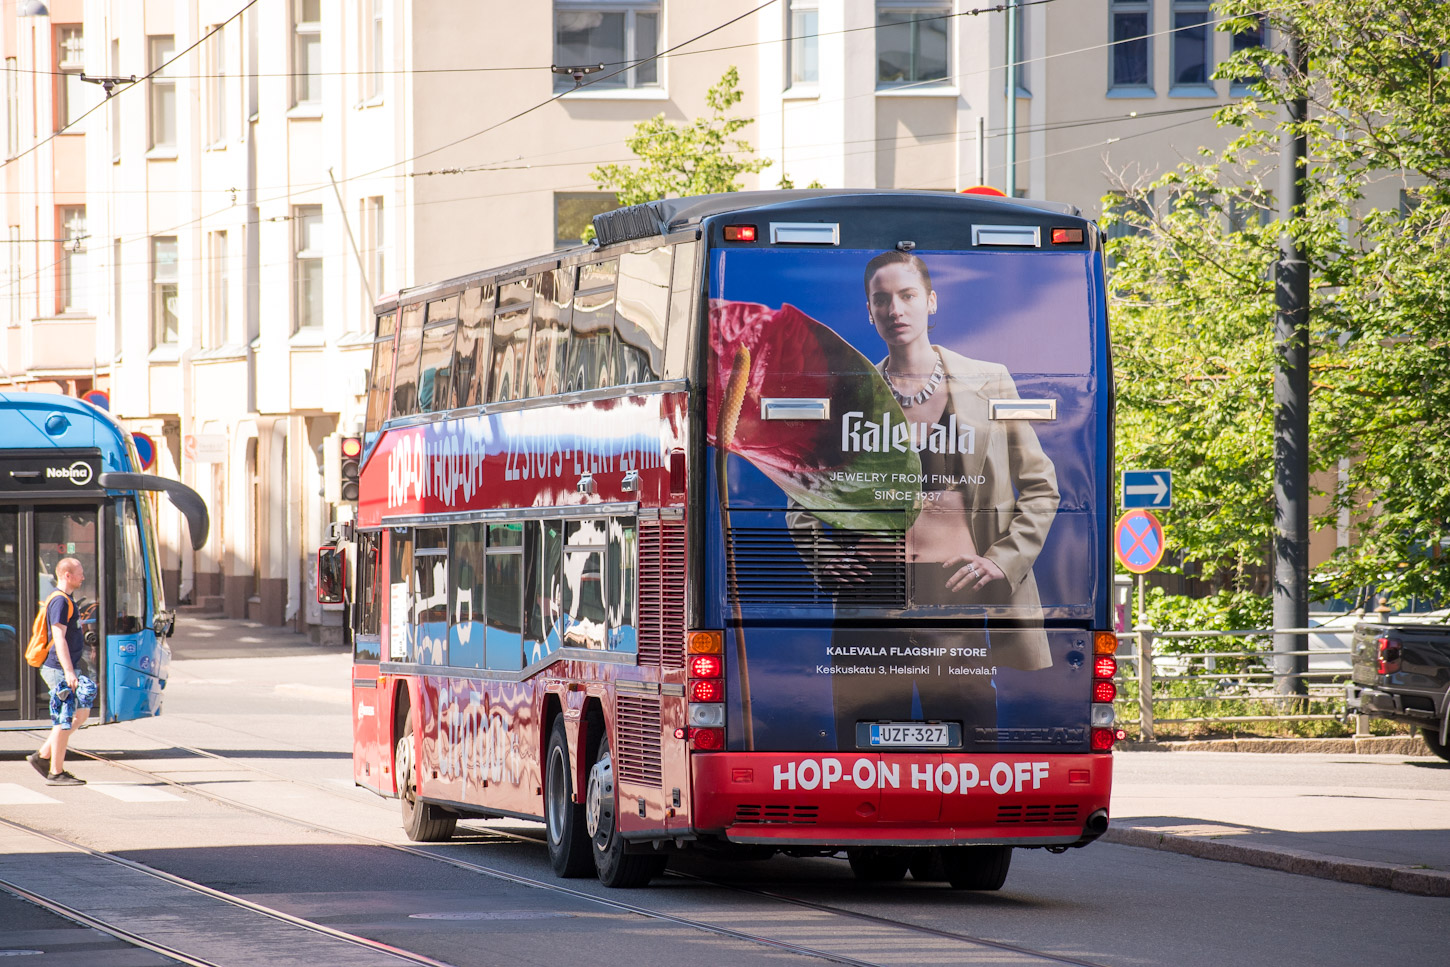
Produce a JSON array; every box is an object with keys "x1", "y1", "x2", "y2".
[{"x1": 42, "y1": 730, "x2": 1115, "y2": 967}]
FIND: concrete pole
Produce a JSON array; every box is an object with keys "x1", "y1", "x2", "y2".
[{"x1": 1005, "y1": 0, "x2": 1019, "y2": 196}]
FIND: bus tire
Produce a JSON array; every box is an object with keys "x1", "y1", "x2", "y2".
[
  {"x1": 545, "y1": 718, "x2": 593, "y2": 877},
  {"x1": 396, "y1": 720, "x2": 456, "y2": 843},
  {"x1": 942, "y1": 846, "x2": 1012, "y2": 891},
  {"x1": 585, "y1": 733, "x2": 666, "y2": 888},
  {"x1": 846, "y1": 847, "x2": 910, "y2": 882}
]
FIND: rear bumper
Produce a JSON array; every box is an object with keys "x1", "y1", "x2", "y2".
[
  {"x1": 1346, "y1": 682, "x2": 1442, "y2": 727},
  {"x1": 692, "y1": 751, "x2": 1112, "y2": 847}
]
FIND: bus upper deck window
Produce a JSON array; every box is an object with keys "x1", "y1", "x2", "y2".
[
  {"x1": 390, "y1": 304, "x2": 425, "y2": 419},
  {"x1": 452, "y1": 285, "x2": 495, "y2": 409}
]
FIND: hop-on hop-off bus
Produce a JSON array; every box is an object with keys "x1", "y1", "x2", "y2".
[
  {"x1": 1, "y1": 393, "x2": 208, "y2": 729},
  {"x1": 321, "y1": 190, "x2": 1118, "y2": 890}
]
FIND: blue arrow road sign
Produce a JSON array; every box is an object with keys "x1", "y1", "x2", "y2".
[{"x1": 1121, "y1": 469, "x2": 1172, "y2": 509}]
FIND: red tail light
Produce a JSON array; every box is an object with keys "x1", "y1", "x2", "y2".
[
  {"x1": 689, "y1": 655, "x2": 723, "y2": 679},
  {"x1": 690, "y1": 727, "x2": 725, "y2": 750},
  {"x1": 1094, "y1": 656, "x2": 1118, "y2": 678},
  {"x1": 1093, "y1": 680, "x2": 1117, "y2": 703},
  {"x1": 690, "y1": 679, "x2": 724, "y2": 703},
  {"x1": 723, "y1": 224, "x2": 757, "y2": 242},
  {"x1": 1091, "y1": 727, "x2": 1124, "y2": 751},
  {"x1": 1376, "y1": 636, "x2": 1402, "y2": 676}
]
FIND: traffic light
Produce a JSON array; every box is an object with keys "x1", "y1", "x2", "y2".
[{"x1": 339, "y1": 436, "x2": 362, "y2": 502}]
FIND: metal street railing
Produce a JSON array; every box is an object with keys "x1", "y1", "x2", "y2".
[{"x1": 1114, "y1": 626, "x2": 1356, "y2": 742}]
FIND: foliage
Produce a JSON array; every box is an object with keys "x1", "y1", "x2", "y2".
[
  {"x1": 589, "y1": 67, "x2": 772, "y2": 212},
  {"x1": 1106, "y1": 0, "x2": 1450, "y2": 611}
]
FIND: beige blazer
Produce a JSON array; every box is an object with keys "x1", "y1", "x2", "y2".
[{"x1": 786, "y1": 346, "x2": 1060, "y2": 670}]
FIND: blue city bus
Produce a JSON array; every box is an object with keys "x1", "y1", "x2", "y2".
[{"x1": 0, "y1": 393, "x2": 208, "y2": 729}]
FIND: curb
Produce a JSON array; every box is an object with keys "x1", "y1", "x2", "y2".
[
  {"x1": 1121, "y1": 735, "x2": 1434, "y2": 755},
  {"x1": 1103, "y1": 826, "x2": 1450, "y2": 897}
]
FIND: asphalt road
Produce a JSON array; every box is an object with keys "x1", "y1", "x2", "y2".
[{"x1": 0, "y1": 616, "x2": 1446, "y2": 967}]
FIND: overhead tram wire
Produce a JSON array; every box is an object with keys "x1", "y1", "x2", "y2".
[{"x1": 0, "y1": 0, "x2": 260, "y2": 173}]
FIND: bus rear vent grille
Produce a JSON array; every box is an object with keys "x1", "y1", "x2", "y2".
[
  {"x1": 734, "y1": 804, "x2": 820, "y2": 825},
  {"x1": 996, "y1": 804, "x2": 1081, "y2": 825},
  {"x1": 728, "y1": 528, "x2": 906, "y2": 607},
  {"x1": 638, "y1": 517, "x2": 686, "y2": 668},
  {"x1": 614, "y1": 695, "x2": 663, "y2": 786}
]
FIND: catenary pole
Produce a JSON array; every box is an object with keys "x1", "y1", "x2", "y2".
[
  {"x1": 1005, "y1": 0, "x2": 1019, "y2": 196},
  {"x1": 1273, "y1": 23, "x2": 1310, "y2": 696}
]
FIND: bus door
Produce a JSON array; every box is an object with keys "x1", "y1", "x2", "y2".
[
  {"x1": 0, "y1": 504, "x2": 102, "y2": 726},
  {"x1": 347, "y1": 531, "x2": 387, "y2": 793}
]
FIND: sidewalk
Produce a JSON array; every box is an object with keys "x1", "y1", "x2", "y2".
[{"x1": 163, "y1": 616, "x2": 1450, "y2": 897}]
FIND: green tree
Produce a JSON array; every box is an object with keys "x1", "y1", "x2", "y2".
[
  {"x1": 590, "y1": 67, "x2": 772, "y2": 211},
  {"x1": 1106, "y1": 0, "x2": 1450, "y2": 619}
]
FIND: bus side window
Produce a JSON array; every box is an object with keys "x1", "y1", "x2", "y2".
[
  {"x1": 528, "y1": 268, "x2": 573, "y2": 398},
  {"x1": 109, "y1": 498, "x2": 146, "y2": 635},
  {"x1": 419, "y1": 296, "x2": 460, "y2": 413},
  {"x1": 539, "y1": 519, "x2": 564, "y2": 661},
  {"x1": 391, "y1": 304, "x2": 426, "y2": 419},
  {"x1": 490, "y1": 278, "x2": 535, "y2": 403},
  {"x1": 413, "y1": 528, "x2": 448, "y2": 666},
  {"x1": 448, "y1": 522, "x2": 486, "y2": 669},
  {"x1": 355, "y1": 531, "x2": 382, "y2": 661},
  {"x1": 614, "y1": 247, "x2": 671, "y2": 384},
  {"x1": 565, "y1": 260, "x2": 617, "y2": 392},
  {"x1": 485, "y1": 523, "x2": 524, "y2": 671},
  {"x1": 388, "y1": 528, "x2": 413, "y2": 662},
  {"x1": 562, "y1": 518, "x2": 607, "y2": 650},
  {"x1": 523, "y1": 519, "x2": 544, "y2": 665},
  {"x1": 664, "y1": 240, "x2": 698, "y2": 381},
  {"x1": 451, "y1": 285, "x2": 495, "y2": 409},
  {"x1": 606, "y1": 516, "x2": 637, "y2": 654},
  {"x1": 366, "y1": 310, "x2": 398, "y2": 434}
]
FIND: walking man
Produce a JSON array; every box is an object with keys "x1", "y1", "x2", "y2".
[{"x1": 27, "y1": 558, "x2": 96, "y2": 785}]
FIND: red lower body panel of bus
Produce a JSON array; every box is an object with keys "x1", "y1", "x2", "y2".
[{"x1": 692, "y1": 752, "x2": 1111, "y2": 847}]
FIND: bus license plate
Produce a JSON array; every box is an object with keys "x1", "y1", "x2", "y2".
[{"x1": 868, "y1": 723, "x2": 952, "y2": 747}]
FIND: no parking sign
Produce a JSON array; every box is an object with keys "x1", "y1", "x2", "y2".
[{"x1": 1115, "y1": 510, "x2": 1165, "y2": 574}]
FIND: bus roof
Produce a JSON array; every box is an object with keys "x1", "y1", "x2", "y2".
[
  {"x1": 0, "y1": 391, "x2": 135, "y2": 464},
  {"x1": 591, "y1": 189, "x2": 1082, "y2": 248}
]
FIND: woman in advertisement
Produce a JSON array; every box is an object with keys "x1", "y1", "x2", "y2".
[{"x1": 805, "y1": 250, "x2": 1061, "y2": 749}]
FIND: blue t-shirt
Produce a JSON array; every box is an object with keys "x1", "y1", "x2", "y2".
[{"x1": 41, "y1": 591, "x2": 83, "y2": 671}]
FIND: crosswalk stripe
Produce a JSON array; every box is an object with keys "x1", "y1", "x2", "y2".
[
  {"x1": 0, "y1": 783, "x2": 61, "y2": 805},
  {"x1": 85, "y1": 782, "x2": 184, "y2": 803}
]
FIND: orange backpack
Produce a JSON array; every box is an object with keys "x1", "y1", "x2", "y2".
[{"x1": 25, "y1": 591, "x2": 73, "y2": 668}]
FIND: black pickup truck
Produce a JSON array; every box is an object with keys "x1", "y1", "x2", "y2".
[{"x1": 1347, "y1": 621, "x2": 1450, "y2": 762}]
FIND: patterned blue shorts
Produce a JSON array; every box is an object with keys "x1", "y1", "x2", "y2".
[{"x1": 39, "y1": 664, "x2": 97, "y2": 729}]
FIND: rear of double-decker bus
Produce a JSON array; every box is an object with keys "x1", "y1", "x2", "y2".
[
  {"x1": 690, "y1": 192, "x2": 1115, "y2": 889},
  {"x1": 0, "y1": 393, "x2": 208, "y2": 729}
]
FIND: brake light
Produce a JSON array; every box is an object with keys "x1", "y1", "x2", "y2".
[
  {"x1": 690, "y1": 679, "x2": 724, "y2": 703},
  {"x1": 723, "y1": 224, "x2": 757, "y2": 242},
  {"x1": 1376, "y1": 636, "x2": 1402, "y2": 676},
  {"x1": 689, "y1": 654, "x2": 723, "y2": 678},
  {"x1": 1051, "y1": 227, "x2": 1085, "y2": 244},
  {"x1": 1093, "y1": 679, "x2": 1117, "y2": 703},
  {"x1": 1094, "y1": 656, "x2": 1118, "y2": 678},
  {"x1": 1091, "y1": 727, "x2": 1126, "y2": 751},
  {"x1": 689, "y1": 727, "x2": 725, "y2": 750}
]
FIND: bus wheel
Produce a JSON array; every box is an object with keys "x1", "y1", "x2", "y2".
[
  {"x1": 941, "y1": 846, "x2": 1012, "y2": 891},
  {"x1": 585, "y1": 734, "x2": 666, "y2": 888},
  {"x1": 846, "y1": 847, "x2": 910, "y2": 882},
  {"x1": 396, "y1": 721, "x2": 456, "y2": 843},
  {"x1": 545, "y1": 719, "x2": 593, "y2": 877}
]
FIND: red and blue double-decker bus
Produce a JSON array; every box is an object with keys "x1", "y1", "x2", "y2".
[{"x1": 331, "y1": 190, "x2": 1118, "y2": 889}]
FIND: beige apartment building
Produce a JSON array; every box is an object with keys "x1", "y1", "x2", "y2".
[{"x1": 0, "y1": 0, "x2": 1342, "y2": 638}]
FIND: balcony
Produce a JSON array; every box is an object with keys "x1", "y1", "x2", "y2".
[{"x1": 23, "y1": 315, "x2": 97, "y2": 372}]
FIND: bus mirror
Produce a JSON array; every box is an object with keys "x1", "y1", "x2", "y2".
[
  {"x1": 317, "y1": 546, "x2": 346, "y2": 604},
  {"x1": 151, "y1": 610, "x2": 175, "y2": 638}
]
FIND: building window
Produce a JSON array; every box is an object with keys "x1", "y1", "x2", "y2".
[
  {"x1": 5, "y1": 58, "x2": 18, "y2": 155},
  {"x1": 361, "y1": 196, "x2": 384, "y2": 308},
  {"x1": 553, "y1": 1, "x2": 660, "y2": 91},
  {"x1": 294, "y1": 0, "x2": 322, "y2": 106},
  {"x1": 555, "y1": 192, "x2": 618, "y2": 249},
  {"x1": 56, "y1": 27, "x2": 88, "y2": 131},
  {"x1": 1109, "y1": 0, "x2": 1151, "y2": 90},
  {"x1": 207, "y1": 24, "x2": 230, "y2": 144},
  {"x1": 787, "y1": 0, "x2": 818, "y2": 88},
  {"x1": 110, "y1": 40, "x2": 121, "y2": 159},
  {"x1": 59, "y1": 207, "x2": 87, "y2": 312},
  {"x1": 876, "y1": 1, "x2": 951, "y2": 87},
  {"x1": 1171, "y1": 0, "x2": 1213, "y2": 90},
  {"x1": 148, "y1": 35, "x2": 176, "y2": 149},
  {"x1": 1104, "y1": 191, "x2": 1153, "y2": 270},
  {"x1": 151, "y1": 236, "x2": 178, "y2": 347},
  {"x1": 293, "y1": 205, "x2": 323, "y2": 332},
  {"x1": 206, "y1": 230, "x2": 230, "y2": 347},
  {"x1": 1230, "y1": 13, "x2": 1266, "y2": 94},
  {"x1": 8, "y1": 226, "x2": 20, "y2": 326},
  {"x1": 361, "y1": 0, "x2": 384, "y2": 101},
  {"x1": 1227, "y1": 191, "x2": 1273, "y2": 233}
]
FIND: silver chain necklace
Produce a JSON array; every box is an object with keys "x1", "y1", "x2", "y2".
[{"x1": 881, "y1": 353, "x2": 944, "y2": 408}]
